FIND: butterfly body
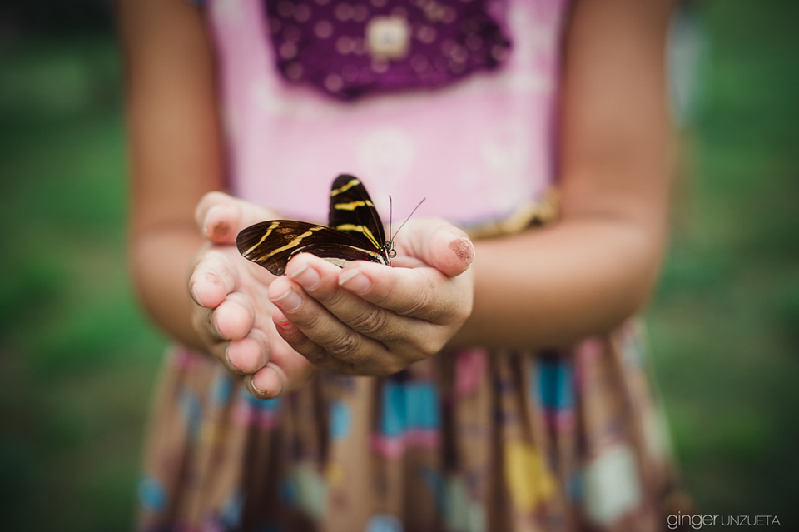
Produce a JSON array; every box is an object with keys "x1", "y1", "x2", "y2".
[{"x1": 236, "y1": 174, "x2": 394, "y2": 276}]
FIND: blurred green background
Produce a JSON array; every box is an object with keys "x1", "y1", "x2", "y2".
[{"x1": 1, "y1": 1, "x2": 797, "y2": 530}]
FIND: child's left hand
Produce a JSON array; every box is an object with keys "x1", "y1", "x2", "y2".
[{"x1": 268, "y1": 218, "x2": 475, "y2": 375}]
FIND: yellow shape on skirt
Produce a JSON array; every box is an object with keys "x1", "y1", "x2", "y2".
[{"x1": 504, "y1": 442, "x2": 556, "y2": 512}]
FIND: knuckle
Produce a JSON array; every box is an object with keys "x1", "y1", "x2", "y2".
[
  {"x1": 295, "y1": 305, "x2": 324, "y2": 329},
  {"x1": 417, "y1": 343, "x2": 439, "y2": 361},
  {"x1": 398, "y1": 280, "x2": 434, "y2": 317},
  {"x1": 302, "y1": 346, "x2": 327, "y2": 365},
  {"x1": 316, "y1": 286, "x2": 347, "y2": 308},
  {"x1": 417, "y1": 333, "x2": 446, "y2": 360},
  {"x1": 326, "y1": 332, "x2": 362, "y2": 360},
  {"x1": 380, "y1": 358, "x2": 407, "y2": 376},
  {"x1": 214, "y1": 259, "x2": 237, "y2": 289},
  {"x1": 349, "y1": 307, "x2": 389, "y2": 336},
  {"x1": 450, "y1": 298, "x2": 473, "y2": 324}
]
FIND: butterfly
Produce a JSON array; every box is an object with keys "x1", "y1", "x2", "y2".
[{"x1": 236, "y1": 174, "x2": 421, "y2": 276}]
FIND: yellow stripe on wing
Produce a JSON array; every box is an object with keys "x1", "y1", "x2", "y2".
[
  {"x1": 334, "y1": 200, "x2": 375, "y2": 211},
  {"x1": 242, "y1": 221, "x2": 280, "y2": 257},
  {"x1": 249, "y1": 226, "x2": 327, "y2": 261},
  {"x1": 334, "y1": 224, "x2": 381, "y2": 248},
  {"x1": 330, "y1": 178, "x2": 361, "y2": 196},
  {"x1": 346, "y1": 245, "x2": 380, "y2": 259}
]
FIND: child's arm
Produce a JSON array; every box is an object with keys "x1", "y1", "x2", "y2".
[
  {"x1": 257, "y1": 0, "x2": 674, "y2": 367},
  {"x1": 121, "y1": 0, "x2": 318, "y2": 395},
  {"x1": 128, "y1": 0, "x2": 673, "y2": 392},
  {"x1": 120, "y1": 0, "x2": 226, "y2": 351},
  {"x1": 460, "y1": 0, "x2": 675, "y2": 347},
  {"x1": 120, "y1": 0, "x2": 465, "y2": 395}
]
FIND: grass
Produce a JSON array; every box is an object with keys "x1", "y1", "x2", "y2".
[
  {"x1": 0, "y1": 1, "x2": 797, "y2": 530},
  {"x1": 0, "y1": 35, "x2": 166, "y2": 531},
  {"x1": 646, "y1": 0, "x2": 799, "y2": 524}
]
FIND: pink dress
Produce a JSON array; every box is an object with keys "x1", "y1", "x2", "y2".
[{"x1": 137, "y1": 0, "x2": 688, "y2": 530}]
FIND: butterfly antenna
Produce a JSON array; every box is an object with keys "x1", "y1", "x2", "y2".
[
  {"x1": 390, "y1": 198, "x2": 426, "y2": 242},
  {"x1": 389, "y1": 195, "x2": 393, "y2": 241}
]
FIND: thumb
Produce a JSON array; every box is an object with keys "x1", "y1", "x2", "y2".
[
  {"x1": 396, "y1": 218, "x2": 474, "y2": 277},
  {"x1": 195, "y1": 192, "x2": 281, "y2": 245}
]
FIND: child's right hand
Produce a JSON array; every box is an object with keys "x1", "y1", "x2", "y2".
[{"x1": 188, "y1": 192, "x2": 316, "y2": 399}]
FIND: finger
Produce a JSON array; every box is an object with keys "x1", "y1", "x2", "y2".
[
  {"x1": 273, "y1": 314, "x2": 403, "y2": 375},
  {"x1": 267, "y1": 273, "x2": 399, "y2": 373},
  {"x1": 190, "y1": 308, "x2": 238, "y2": 375},
  {"x1": 190, "y1": 294, "x2": 254, "y2": 354},
  {"x1": 395, "y1": 218, "x2": 474, "y2": 277},
  {"x1": 213, "y1": 291, "x2": 255, "y2": 340},
  {"x1": 285, "y1": 254, "x2": 434, "y2": 348},
  {"x1": 339, "y1": 261, "x2": 470, "y2": 325},
  {"x1": 196, "y1": 309, "x2": 273, "y2": 379},
  {"x1": 189, "y1": 249, "x2": 241, "y2": 308},
  {"x1": 271, "y1": 307, "x2": 355, "y2": 374},
  {"x1": 225, "y1": 326, "x2": 269, "y2": 374},
  {"x1": 248, "y1": 368, "x2": 282, "y2": 400},
  {"x1": 190, "y1": 256, "x2": 256, "y2": 339},
  {"x1": 192, "y1": 305, "x2": 226, "y2": 344},
  {"x1": 249, "y1": 330, "x2": 316, "y2": 397},
  {"x1": 195, "y1": 191, "x2": 281, "y2": 245}
]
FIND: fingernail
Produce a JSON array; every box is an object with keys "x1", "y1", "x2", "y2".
[
  {"x1": 190, "y1": 282, "x2": 200, "y2": 305},
  {"x1": 270, "y1": 287, "x2": 301, "y2": 312},
  {"x1": 275, "y1": 318, "x2": 296, "y2": 332},
  {"x1": 339, "y1": 271, "x2": 370, "y2": 293},
  {"x1": 249, "y1": 376, "x2": 271, "y2": 398},
  {"x1": 204, "y1": 206, "x2": 229, "y2": 239},
  {"x1": 211, "y1": 315, "x2": 224, "y2": 338},
  {"x1": 289, "y1": 263, "x2": 320, "y2": 290},
  {"x1": 250, "y1": 369, "x2": 281, "y2": 398},
  {"x1": 449, "y1": 236, "x2": 474, "y2": 263},
  {"x1": 224, "y1": 345, "x2": 237, "y2": 371}
]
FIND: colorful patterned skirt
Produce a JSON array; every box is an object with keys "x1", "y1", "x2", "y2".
[{"x1": 137, "y1": 322, "x2": 687, "y2": 532}]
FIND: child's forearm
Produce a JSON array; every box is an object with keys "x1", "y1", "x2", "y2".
[
  {"x1": 130, "y1": 225, "x2": 208, "y2": 352},
  {"x1": 451, "y1": 0, "x2": 674, "y2": 350},
  {"x1": 452, "y1": 214, "x2": 666, "y2": 349}
]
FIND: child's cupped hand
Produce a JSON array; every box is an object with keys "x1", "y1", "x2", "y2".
[
  {"x1": 269, "y1": 215, "x2": 475, "y2": 377},
  {"x1": 189, "y1": 192, "x2": 475, "y2": 398},
  {"x1": 188, "y1": 192, "x2": 315, "y2": 399}
]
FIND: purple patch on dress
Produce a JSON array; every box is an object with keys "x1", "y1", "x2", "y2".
[{"x1": 263, "y1": 0, "x2": 511, "y2": 99}]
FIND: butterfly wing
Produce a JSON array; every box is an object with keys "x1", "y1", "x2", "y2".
[
  {"x1": 328, "y1": 174, "x2": 387, "y2": 253},
  {"x1": 236, "y1": 220, "x2": 386, "y2": 276}
]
